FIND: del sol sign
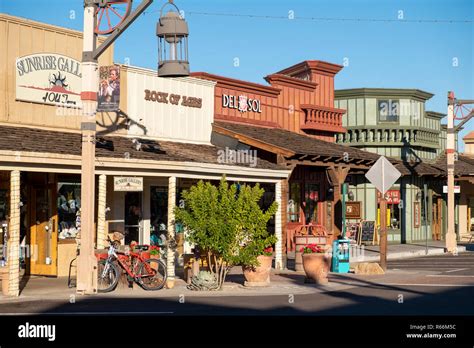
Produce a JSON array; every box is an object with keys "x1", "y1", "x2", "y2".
[
  {"x1": 114, "y1": 177, "x2": 143, "y2": 192},
  {"x1": 222, "y1": 94, "x2": 261, "y2": 113},
  {"x1": 16, "y1": 53, "x2": 82, "y2": 107}
]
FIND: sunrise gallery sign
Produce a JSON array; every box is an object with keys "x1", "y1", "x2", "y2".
[{"x1": 16, "y1": 53, "x2": 82, "y2": 107}]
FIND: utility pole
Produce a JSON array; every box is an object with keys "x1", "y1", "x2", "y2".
[
  {"x1": 76, "y1": 0, "x2": 99, "y2": 295},
  {"x1": 446, "y1": 91, "x2": 474, "y2": 254},
  {"x1": 76, "y1": 0, "x2": 155, "y2": 295}
]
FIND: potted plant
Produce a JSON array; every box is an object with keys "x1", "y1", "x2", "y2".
[
  {"x1": 241, "y1": 244, "x2": 276, "y2": 286},
  {"x1": 300, "y1": 243, "x2": 331, "y2": 284},
  {"x1": 149, "y1": 245, "x2": 160, "y2": 259}
]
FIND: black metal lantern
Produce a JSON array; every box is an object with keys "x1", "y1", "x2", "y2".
[{"x1": 156, "y1": 1, "x2": 189, "y2": 77}]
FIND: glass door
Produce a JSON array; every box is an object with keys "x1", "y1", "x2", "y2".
[{"x1": 124, "y1": 192, "x2": 142, "y2": 245}]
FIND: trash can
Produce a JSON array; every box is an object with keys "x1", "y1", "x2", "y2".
[{"x1": 331, "y1": 239, "x2": 350, "y2": 273}]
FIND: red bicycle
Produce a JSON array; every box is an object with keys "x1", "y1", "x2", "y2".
[{"x1": 97, "y1": 238, "x2": 167, "y2": 293}]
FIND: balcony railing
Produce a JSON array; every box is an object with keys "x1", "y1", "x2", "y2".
[
  {"x1": 300, "y1": 104, "x2": 346, "y2": 133},
  {"x1": 336, "y1": 127, "x2": 440, "y2": 148}
]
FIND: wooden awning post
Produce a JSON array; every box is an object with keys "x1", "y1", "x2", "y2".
[{"x1": 327, "y1": 166, "x2": 350, "y2": 239}]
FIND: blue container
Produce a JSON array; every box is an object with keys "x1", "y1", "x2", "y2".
[{"x1": 331, "y1": 239, "x2": 350, "y2": 273}]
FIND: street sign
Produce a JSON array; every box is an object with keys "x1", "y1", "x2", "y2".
[
  {"x1": 443, "y1": 185, "x2": 460, "y2": 193},
  {"x1": 365, "y1": 156, "x2": 402, "y2": 195}
]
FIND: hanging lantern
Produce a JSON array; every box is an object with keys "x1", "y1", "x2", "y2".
[{"x1": 156, "y1": 1, "x2": 189, "y2": 77}]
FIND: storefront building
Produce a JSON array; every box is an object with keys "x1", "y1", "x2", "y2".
[
  {"x1": 0, "y1": 14, "x2": 291, "y2": 296},
  {"x1": 334, "y1": 88, "x2": 451, "y2": 243},
  {"x1": 192, "y1": 64, "x2": 443, "y2": 263}
]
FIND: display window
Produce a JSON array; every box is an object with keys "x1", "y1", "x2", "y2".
[
  {"x1": 150, "y1": 186, "x2": 168, "y2": 247},
  {"x1": 57, "y1": 181, "x2": 81, "y2": 239}
]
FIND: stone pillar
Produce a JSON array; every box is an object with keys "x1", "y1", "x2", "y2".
[
  {"x1": 96, "y1": 174, "x2": 107, "y2": 249},
  {"x1": 8, "y1": 170, "x2": 20, "y2": 296},
  {"x1": 166, "y1": 176, "x2": 176, "y2": 287},
  {"x1": 275, "y1": 180, "x2": 284, "y2": 270}
]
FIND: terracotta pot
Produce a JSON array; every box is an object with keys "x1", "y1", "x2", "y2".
[
  {"x1": 242, "y1": 255, "x2": 273, "y2": 284},
  {"x1": 302, "y1": 253, "x2": 331, "y2": 284}
]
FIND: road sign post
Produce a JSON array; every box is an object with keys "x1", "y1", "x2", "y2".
[
  {"x1": 365, "y1": 156, "x2": 401, "y2": 272},
  {"x1": 379, "y1": 194, "x2": 387, "y2": 270}
]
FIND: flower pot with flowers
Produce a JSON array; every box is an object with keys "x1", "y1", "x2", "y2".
[
  {"x1": 149, "y1": 245, "x2": 160, "y2": 259},
  {"x1": 242, "y1": 245, "x2": 275, "y2": 286},
  {"x1": 301, "y1": 244, "x2": 331, "y2": 284}
]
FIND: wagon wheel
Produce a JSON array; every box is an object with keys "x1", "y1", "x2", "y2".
[{"x1": 95, "y1": 0, "x2": 133, "y2": 35}]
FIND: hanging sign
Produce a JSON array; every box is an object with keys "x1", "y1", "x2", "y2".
[
  {"x1": 114, "y1": 177, "x2": 143, "y2": 192},
  {"x1": 98, "y1": 65, "x2": 121, "y2": 112},
  {"x1": 443, "y1": 185, "x2": 460, "y2": 193},
  {"x1": 16, "y1": 53, "x2": 82, "y2": 107}
]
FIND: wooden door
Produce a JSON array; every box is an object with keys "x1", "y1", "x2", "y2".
[{"x1": 29, "y1": 185, "x2": 58, "y2": 276}]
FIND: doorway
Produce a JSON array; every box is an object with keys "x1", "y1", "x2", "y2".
[
  {"x1": 124, "y1": 192, "x2": 142, "y2": 244},
  {"x1": 28, "y1": 184, "x2": 58, "y2": 276}
]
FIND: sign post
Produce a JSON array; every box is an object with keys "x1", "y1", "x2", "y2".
[
  {"x1": 365, "y1": 156, "x2": 401, "y2": 271},
  {"x1": 379, "y1": 194, "x2": 387, "y2": 270}
]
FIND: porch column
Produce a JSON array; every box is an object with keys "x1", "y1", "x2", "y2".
[
  {"x1": 96, "y1": 174, "x2": 107, "y2": 249},
  {"x1": 275, "y1": 180, "x2": 284, "y2": 270},
  {"x1": 328, "y1": 166, "x2": 350, "y2": 241},
  {"x1": 7, "y1": 170, "x2": 20, "y2": 296},
  {"x1": 166, "y1": 176, "x2": 176, "y2": 286}
]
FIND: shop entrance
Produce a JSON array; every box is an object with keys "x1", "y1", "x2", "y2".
[
  {"x1": 124, "y1": 192, "x2": 142, "y2": 244},
  {"x1": 28, "y1": 184, "x2": 58, "y2": 276}
]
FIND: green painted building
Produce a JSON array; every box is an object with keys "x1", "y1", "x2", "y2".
[{"x1": 335, "y1": 88, "x2": 453, "y2": 244}]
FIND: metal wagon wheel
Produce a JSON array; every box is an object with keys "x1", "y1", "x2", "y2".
[{"x1": 95, "y1": 0, "x2": 133, "y2": 35}]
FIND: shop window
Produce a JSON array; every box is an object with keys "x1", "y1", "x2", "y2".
[
  {"x1": 57, "y1": 182, "x2": 81, "y2": 239},
  {"x1": 377, "y1": 190, "x2": 401, "y2": 230},
  {"x1": 378, "y1": 99, "x2": 400, "y2": 123},
  {"x1": 150, "y1": 186, "x2": 168, "y2": 246},
  {"x1": 288, "y1": 182, "x2": 301, "y2": 222},
  {"x1": 304, "y1": 183, "x2": 320, "y2": 224}
]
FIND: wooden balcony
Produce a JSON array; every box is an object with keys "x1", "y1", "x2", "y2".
[{"x1": 300, "y1": 104, "x2": 346, "y2": 133}]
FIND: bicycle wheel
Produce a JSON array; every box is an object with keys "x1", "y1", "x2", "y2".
[
  {"x1": 97, "y1": 259, "x2": 120, "y2": 293},
  {"x1": 137, "y1": 258, "x2": 167, "y2": 290}
]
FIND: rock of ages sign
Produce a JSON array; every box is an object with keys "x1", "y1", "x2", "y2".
[{"x1": 365, "y1": 156, "x2": 401, "y2": 195}]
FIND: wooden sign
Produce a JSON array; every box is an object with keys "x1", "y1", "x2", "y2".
[
  {"x1": 114, "y1": 177, "x2": 143, "y2": 192},
  {"x1": 346, "y1": 201, "x2": 361, "y2": 219},
  {"x1": 414, "y1": 202, "x2": 421, "y2": 228},
  {"x1": 360, "y1": 220, "x2": 376, "y2": 245}
]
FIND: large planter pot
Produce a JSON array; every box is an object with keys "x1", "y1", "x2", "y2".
[
  {"x1": 242, "y1": 255, "x2": 273, "y2": 287},
  {"x1": 302, "y1": 253, "x2": 331, "y2": 284}
]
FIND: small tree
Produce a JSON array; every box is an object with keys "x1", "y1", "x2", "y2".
[{"x1": 174, "y1": 176, "x2": 278, "y2": 289}]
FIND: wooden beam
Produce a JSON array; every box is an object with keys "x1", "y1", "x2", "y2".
[
  {"x1": 311, "y1": 155, "x2": 321, "y2": 161},
  {"x1": 298, "y1": 154, "x2": 308, "y2": 160},
  {"x1": 287, "y1": 159, "x2": 370, "y2": 170},
  {"x1": 212, "y1": 124, "x2": 295, "y2": 157}
]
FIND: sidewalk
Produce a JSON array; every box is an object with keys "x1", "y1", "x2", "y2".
[
  {"x1": 0, "y1": 241, "x2": 470, "y2": 303},
  {"x1": 0, "y1": 267, "x2": 434, "y2": 304},
  {"x1": 348, "y1": 241, "x2": 467, "y2": 264}
]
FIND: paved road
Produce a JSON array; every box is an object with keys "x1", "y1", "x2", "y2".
[{"x1": 0, "y1": 252, "x2": 473, "y2": 315}]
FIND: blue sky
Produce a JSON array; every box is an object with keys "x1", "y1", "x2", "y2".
[{"x1": 2, "y1": 0, "x2": 473, "y2": 148}]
